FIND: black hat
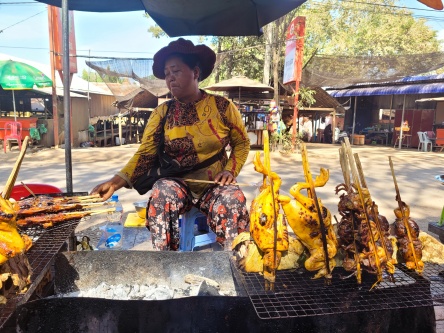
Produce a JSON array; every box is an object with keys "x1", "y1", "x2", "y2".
[{"x1": 152, "y1": 38, "x2": 216, "y2": 81}]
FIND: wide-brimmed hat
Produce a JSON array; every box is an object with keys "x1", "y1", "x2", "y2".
[{"x1": 152, "y1": 38, "x2": 216, "y2": 81}]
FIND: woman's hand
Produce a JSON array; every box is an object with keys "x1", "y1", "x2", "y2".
[
  {"x1": 214, "y1": 170, "x2": 236, "y2": 186},
  {"x1": 90, "y1": 175, "x2": 127, "y2": 201}
]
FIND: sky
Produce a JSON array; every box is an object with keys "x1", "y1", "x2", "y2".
[{"x1": 0, "y1": 0, "x2": 443, "y2": 77}]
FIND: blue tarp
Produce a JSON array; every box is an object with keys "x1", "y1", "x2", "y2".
[{"x1": 329, "y1": 82, "x2": 444, "y2": 97}]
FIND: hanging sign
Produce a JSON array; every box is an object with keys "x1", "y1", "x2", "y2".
[
  {"x1": 283, "y1": 17, "x2": 305, "y2": 85},
  {"x1": 48, "y1": 6, "x2": 78, "y2": 74}
]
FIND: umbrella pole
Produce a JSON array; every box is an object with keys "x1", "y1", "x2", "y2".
[{"x1": 12, "y1": 90, "x2": 16, "y2": 121}]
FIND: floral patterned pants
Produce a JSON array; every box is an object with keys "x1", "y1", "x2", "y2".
[{"x1": 146, "y1": 178, "x2": 249, "y2": 251}]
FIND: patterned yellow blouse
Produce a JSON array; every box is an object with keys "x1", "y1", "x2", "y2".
[{"x1": 117, "y1": 91, "x2": 250, "y2": 198}]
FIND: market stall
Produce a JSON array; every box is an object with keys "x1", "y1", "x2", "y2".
[{"x1": 204, "y1": 76, "x2": 274, "y2": 149}]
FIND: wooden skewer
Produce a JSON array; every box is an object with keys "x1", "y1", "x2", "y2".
[
  {"x1": 61, "y1": 202, "x2": 108, "y2": 208},
  {"x1": 2, "y1": 136, "x2": 30, "y2": 200},
  {"x1": 64, "y1": 208, "x2": 115, "y2": 216},
  {"x1": 21, "y1": 182, "x2": 37, "y2": 198},
  {"x1": 182, "y1": 178, "x2": 255, "y2": 186}
]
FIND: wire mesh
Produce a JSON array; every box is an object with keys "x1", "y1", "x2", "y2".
[
  {"x1": 231, "y1": 258, "x2": 442, "y2": 320},
  {"x1": 86, "y1": 59, "x2": 169, "y2": 110},
  {"x1": 0, "y1": 219, "x2": 81, "y2": 329},
  {"x1": 301, "y1": 52, "x2": 444, "y2": 88}
]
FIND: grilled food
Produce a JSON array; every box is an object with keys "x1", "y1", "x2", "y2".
[
  {"x1": 17, "y1": 211, "x2": 94, "y2": 229},
  {"x1": 232, "y1": 231, "x2": 304, "y2": 273},
  {"x1": 0, "y1": 196, "x2": 32, "y2": 264},
  {"x1": 393, "y1": 201, "x2": 424, "y2": 271},
  {"x1": 279, "y1": 168, "x2": 338, "y2": 279},
  {"x1": 250, "y1": 133, "x2": 289, "y2": 288},
  {"x1": 335, "y1": 183, "x2": 395, "y2": 283}
]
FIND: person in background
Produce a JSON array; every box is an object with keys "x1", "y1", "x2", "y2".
[
  {"x1": 91, "y1": 38, "x2": 250, "y2": 251},
  {"x1": 323, "y1": 114, "x2": 333, "y2": 144},
  {"x1": 301, "y1": 116, "x2": 313, "y2": 142}
]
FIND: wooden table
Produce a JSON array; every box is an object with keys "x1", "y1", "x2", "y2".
[{"x1": 366, "y1": 130, "x2": 391, "y2": 145}]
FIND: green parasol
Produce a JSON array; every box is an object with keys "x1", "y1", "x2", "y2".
[{"x1": 0, "y1": 60, "x2": 53, "y2": 121}]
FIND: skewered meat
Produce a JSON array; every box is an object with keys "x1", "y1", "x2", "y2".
[
  {"x1": 250, "y1": 148, "x2": 289, "y2": 288},
  {"x1": 279, "y1": 168, "x2": 338, "y2": 279},
  {"x1": 335, "y1": 183, "x2": 395, "y2": 282},
  {"x1": 17, "y1": 202, "x2": 83, "y2": 217},
  {"x1": 393, "y1": 201, "x2": 424, "y2": 271},
  {"x1": 16, "y1": 211, "x2": 91, "y2": 229}
]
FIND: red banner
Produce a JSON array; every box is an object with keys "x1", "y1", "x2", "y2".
[
  {"x1": 283, "y1": 17, "x2": 305, "y2": 85},
  {"x1": 48, "y1": 6, "x2": 78, "y2": 74}
]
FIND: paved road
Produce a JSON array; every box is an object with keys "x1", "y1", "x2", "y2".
[{"x1": 0, "y1": 142, "x2": 443, "y2": 234}]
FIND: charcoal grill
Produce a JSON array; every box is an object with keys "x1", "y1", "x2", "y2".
[
  {"x1": 0, "y1": 219, "x2": 81, "y2": 330},
  {"x1": 0, "y1": 192, "x2": 89, "y2": 330},
  {"x1": 13, "y1": 251, "x2": 440, "y2": 333},
  {"x1": 231, "y1": 259, "x2": 440, "y2": 319}
]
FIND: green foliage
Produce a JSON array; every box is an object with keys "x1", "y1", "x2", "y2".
[
  {"x1": 296, "y1": 0, "x2": 440, "y2": 58},
  {"x1": 298, "y1": 86, "x2": 316, "y2": 109},
  {"x1": 81, "y1": 67, "x2": 124, "y2": 84},
  {"x1": 142, "y1": 1, "x2": 442, "y2": 86},
  {"x1": 81, "y1": 69, "x2": 103, "y2": 82}
]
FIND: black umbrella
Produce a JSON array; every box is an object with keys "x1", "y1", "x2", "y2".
[
  {"x1": 36, "y1": 0, "x2": 308, "y2": 36},
  {"x1": 35, "y1": 0, "x2": 308, "y2": 192}
]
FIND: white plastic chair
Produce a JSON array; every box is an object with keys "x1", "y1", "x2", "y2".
[
  {"x1": 417, "y1": 131, "x2": 424, "y2": 151},
  {"x1": 422, "y1": 132, "x2": 433, "y2": 151}
]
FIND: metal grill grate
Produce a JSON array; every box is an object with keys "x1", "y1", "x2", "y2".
[
  {"x1": 231, "y1": 259, "x2": 443, "y2": 320},
  {"x1": 0, "y1": 219, "x2": 81, "y2": 329}
]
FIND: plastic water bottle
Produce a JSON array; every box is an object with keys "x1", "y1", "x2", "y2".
[
  {"x1": 107, "y1": 194, "x2": 123, "y2": 223},
  {"x1": 99, "y1": 194, "x2": 124, "y2": 249}
]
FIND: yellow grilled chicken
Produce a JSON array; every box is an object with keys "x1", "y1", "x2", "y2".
[
  {"x1": 0, "y1": 196, "x2": 32, "y2": 265},
  {"x1": 279, "y1": 168, "x2": 338, "y2": 279},
  {"x1": 249, "y1": 131, "x2": 289, "y2": 288},
  {"x1": 232, "y1": 231, "x2": 304, "y2": 273}
]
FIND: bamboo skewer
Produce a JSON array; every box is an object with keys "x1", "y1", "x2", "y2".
[
  {"x1": 354, "y1": 153, "x2": 395, "y2": 282},
  {"x1": 301, "y1": 142, "x2": 332, "y2": 285},
  {"x1": 182, "y1": 179, "x2": 256, "y2": 186},
  {"x1": 343, "y1": 138, "x2": 383, "y2": 289},
  {"x1": 64, "y1": 208, "x2": 115, "y2": 216},
  {"x1": 2, "y1": 136, "x2": 30, "y2": 200},
  {"x1": 389, "y1": 156, "x2": 422, "y2": 274},
  {"x1": 264, "y1": 130, "x2": 278, "y2": 292},
  {"x1": 338, "y1": 144, "x2": 361, "y2": 284},
  {"x1": 20, "y1": 182, "x2": 37, "y2": 198}
]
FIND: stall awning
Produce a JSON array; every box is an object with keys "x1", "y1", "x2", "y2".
[
  {"x1": 329, "y1": 82, "x2": 444, "y2": 97},
  {"x1": 416, "y1": 96, "x2": 444, "y2": 103}
]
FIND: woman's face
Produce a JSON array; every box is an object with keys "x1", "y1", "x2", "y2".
[{"x1": 164, "y1": 56, "x2": 199, "y2": 101}]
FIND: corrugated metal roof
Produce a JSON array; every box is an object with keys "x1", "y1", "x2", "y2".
[
  {"x1": 329, "y1": 82, "x2": 444, "y2": 97},
  {"x1": 304, "y1": 86, "x2": 344, "y2": 110},
  {"x1": 329, "y1": 74, "x2": 444, "y2": 89}
]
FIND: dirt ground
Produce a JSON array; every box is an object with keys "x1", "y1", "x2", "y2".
[{"x1": 0, "y1": 142, "x2": 443, "y2": 235}]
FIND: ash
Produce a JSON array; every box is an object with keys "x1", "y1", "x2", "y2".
[{"x1": 55, "y1": 281, "x2": 229, "y2": 301}]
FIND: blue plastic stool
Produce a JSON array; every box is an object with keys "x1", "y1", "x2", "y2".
[{"x1": 179, "y1": 207, "x2": 216, "y2": 251}]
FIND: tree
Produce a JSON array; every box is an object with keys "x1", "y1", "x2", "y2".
[
  {"x1": 143, "y1": 1, "x2": 441, "y2": 84},
  {"x1": 81, "y1": 69, "x2": 103, "y2": 82}
]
